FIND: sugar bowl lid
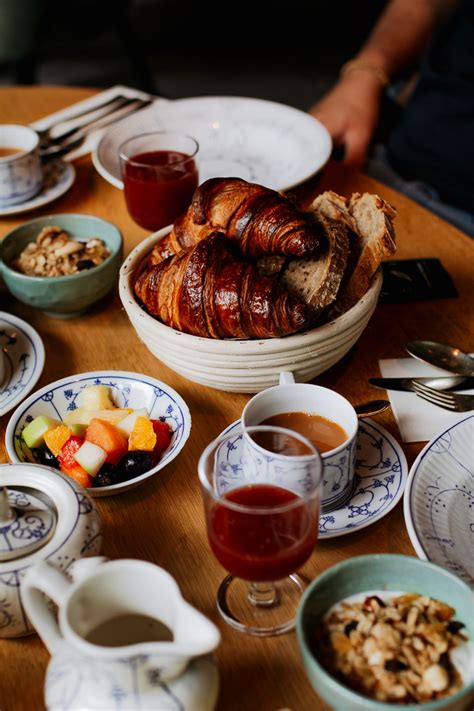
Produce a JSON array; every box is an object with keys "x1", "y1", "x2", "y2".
[
  {"x1": 0, "y1": 485, "x2": 57, "y2": 562},
  {"x1": 0, "y1": 462, "x2": 100, "y2": 569}
]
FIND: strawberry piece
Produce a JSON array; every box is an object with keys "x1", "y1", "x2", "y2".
[
  {"x1": 151, "y1": 420, "x2": 172, "y2": 457},
  {"x1": 57, "y1": 435, "x2": 83, "y2": 469}
]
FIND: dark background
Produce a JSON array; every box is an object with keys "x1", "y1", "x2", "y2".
[{"x1": 0, "y1": 0, "x2": 387, "y2": 110}]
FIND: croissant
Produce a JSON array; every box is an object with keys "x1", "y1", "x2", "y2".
[
  {"x1": 135, "y1": 232, "x2": 308, "y2": 339},
  {"x1": 149, "y1": 177, "x2": 322, "y2": 265}
]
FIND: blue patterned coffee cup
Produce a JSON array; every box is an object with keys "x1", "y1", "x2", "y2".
[
  {"x1": 242, "y1": 372, "x2": 358, "y2": 512},
  {"x1": 0, "y1": 125, "x2": 43, "y2": 206}
]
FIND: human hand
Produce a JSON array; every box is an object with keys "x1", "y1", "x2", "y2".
[{"x1": 309, "y1": 72, "x2": 383, "y2": 168}]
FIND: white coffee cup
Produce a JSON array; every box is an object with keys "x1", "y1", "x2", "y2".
[
  {"x1": 242, "y1": 372, "x2": 358, "y2": 512},
  {"x1": 0, "y1": 125, "x2": 43, "y2": 207}
]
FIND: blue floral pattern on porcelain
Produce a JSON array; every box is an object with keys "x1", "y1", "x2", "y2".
[
  {"x1": 0, "y1": 312, "x2": 45, "y2": 418},
  {"x1": 221, "y1": 419, "x2": 407, "y2": 540},
  {"x1": 404, "y1": 415, "x2": 473, "y2": 585},
  {"x1": 0, "y1": 465, "x2": 102, "y2": 638},
  {"x1": 6, "y1": 371, "x2": 192, "y2": 497},
  {"x1": 45, "y1": 647, "x2": 219, "y2": 711}
]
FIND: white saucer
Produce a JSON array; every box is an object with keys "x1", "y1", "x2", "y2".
[
  {"x1": 0, "y1": 312, "x2": 45, "y2": 417},
  {"x1": 222, "y1": 419, "x2": 407, "y2": 539},
  {"x1": 0, "y1": 161, "x2": 75, "y2": 217}
]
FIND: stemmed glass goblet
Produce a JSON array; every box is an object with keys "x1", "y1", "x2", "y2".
[{"x1": 198, "y1": 425, "x2": 323, "y2": 636}]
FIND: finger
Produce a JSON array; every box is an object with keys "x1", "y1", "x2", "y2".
[{"x1": 342, "y1": 127, "x2": 373, "y2": 168}]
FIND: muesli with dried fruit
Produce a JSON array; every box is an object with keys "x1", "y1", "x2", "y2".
[
  {"x1": 312, "y1": 591, "x2": 469, "y2": 704},
  {"x1": 11, "y1": 226, "x2": 110, "y2": 277}
]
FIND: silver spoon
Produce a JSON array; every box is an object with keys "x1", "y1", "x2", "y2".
[
  {"x1": 406, "y1": 340, "x2": 474, "y2": 377},
  {"x1": 354, "y1": 400, "x2": 391, "y2": 418}
]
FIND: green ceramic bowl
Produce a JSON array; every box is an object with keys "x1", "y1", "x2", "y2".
[
  {"x1": 296, "y1": 555, "x2": 474, "y2": 711},
  {"x1": 0, "y1": 214, "x2": 123, "y2": 318}
]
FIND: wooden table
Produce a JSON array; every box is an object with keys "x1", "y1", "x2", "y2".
[{"x1": 0, "y1": 86, "x2": 473, "y2": 711}]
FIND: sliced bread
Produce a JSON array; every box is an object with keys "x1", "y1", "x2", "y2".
[
  {"x1": 281, "y1": 213, "x2": 349, "y2": 320},
  {"x1": 330, "y1": 192, "x2": 397, "y2": 313}
]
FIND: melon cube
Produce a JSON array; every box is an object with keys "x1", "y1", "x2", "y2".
[
  {"x1": 116, "y1": 408, "x2": 150, "y2": 437},
  {"x1": 64, "y1": 407, "x2": 132, "y2": 427},
  {"x1": 80, "y1": 385, "x2": 115, "y2": 411},
  {"x1": 22, "y1": 416, "x2": 61, "y2": 449},
  {"x1": 73, "y1": 441, "x2": 107, "y2": 477}
]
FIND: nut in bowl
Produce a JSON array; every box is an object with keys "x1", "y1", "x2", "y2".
[
  {"x1": 0, "y1": 213, "x2": 123, "y2": 318},
  {"x1": 296, "y1": 555, "x2": 474, "y2": 711},
  {"x1": 5, "y1": 371, "x2": 191, "y2": 496},
  {"x1": 119, "y1": 178, "x2": 393, "y2": 393}
]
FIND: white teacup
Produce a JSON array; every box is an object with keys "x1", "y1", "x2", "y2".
[
  {"x1": 0, "y1": 125, "x2": 43, "y2": 207},
  {"x1": 242, "y1": 372, "x2": 358, "y2": 512}
]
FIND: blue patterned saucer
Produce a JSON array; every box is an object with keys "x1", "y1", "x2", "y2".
[
  {"x1": 222, "y1": 419, "x2": 407, "y2": 539},
  {"x1": 0, "y1": 312, "x2": 45, "y2": 417},
  {"x1": 404, "y1": 415, "x2": 473, "y2": 585}
]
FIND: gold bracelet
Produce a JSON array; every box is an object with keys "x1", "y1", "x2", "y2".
[{"x1": 340, "y1": 59, "x2": 390, "y2": 87}]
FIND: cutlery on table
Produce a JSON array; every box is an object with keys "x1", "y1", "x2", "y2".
[
  {"x1": 406, "y1": 340, "x2": 474, "y2": 377},
  {"x1": 39, "y1": 97, "x2": 154, "y2": 161},
  {"x1": 34, "y1": 94, "x2": 150, "y2": 144},
  {"x1": 354, "y1": 400, "x2": 391, "y2": 418},
  {"x1": 369, "y1": 375, "x2": 473, "y2": 393},
  {"x1": 411, "y1": 381, "x2": 474, "y2": 412}
]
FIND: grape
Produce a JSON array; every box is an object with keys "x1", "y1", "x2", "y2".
[
  {"x1": 120, "y1": 451, "x2": 153, "y2": 480},
  {"x1": 35, "y1": 447, "x2": 60, "y2": 469},
  {"x1": 94, "y1": 463, "x2": 121, "y2": 487}
]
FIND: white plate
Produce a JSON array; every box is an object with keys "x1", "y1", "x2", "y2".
[
  {"x1": 93, "y1": 95, "x2": 332, "y2": 191},
  {"x1": 0, "y1": 161, "x2": 75, "y2": 217},
  {"x1": 0, "y1": 312, "x2": 45, "y2": 417},
  {"x1": 404, "y1": 415, "x2": 474, "y2": 585},
  {"x1": 222, "y1": 418, "x2": 407, "y2": 539}
]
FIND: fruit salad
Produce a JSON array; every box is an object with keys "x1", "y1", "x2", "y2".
[{"x1": 21, "y1": 385, "x2": 172, "y2": 488}]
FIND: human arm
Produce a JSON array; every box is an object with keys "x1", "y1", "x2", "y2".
[{"x1": 310, "y1": 0, "x2": 457, "y2": 167}]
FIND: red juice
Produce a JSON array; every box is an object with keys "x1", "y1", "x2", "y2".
[
  {"x1": 207, "y1": 484, "x2": 317, "y2": 582},
  {"x1": 122, "y1": 150, "x2": 198, "y2": 231}
]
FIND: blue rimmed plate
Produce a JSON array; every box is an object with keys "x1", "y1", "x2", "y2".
[
  {"x1": 5, "y1": 370, "x2": 191, "y2": 496},
  {"x1": 0, "y1": 312, "x2": 45, "y2": 417},
  {"x1": 222, "y1": 419, "x2": 407, "y2": 539},
  {"x1": 404, "y1": 415, "x2": 473, "y2": 585}
]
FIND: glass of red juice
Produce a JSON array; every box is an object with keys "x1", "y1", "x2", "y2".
[
  {"x1": 198, "y1": 425, "x2": 322, "y2": 636},
  {"x1": 119, "y1": 131, "x2": 199, "y2": 231}
]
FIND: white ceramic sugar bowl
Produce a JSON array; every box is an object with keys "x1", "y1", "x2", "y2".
[
  {"x1": 21, "y1": 557, "x2": 220, "y2": 711},
  {"x1": 0, "y1": 463, "x2": 102, "y2": 638}
]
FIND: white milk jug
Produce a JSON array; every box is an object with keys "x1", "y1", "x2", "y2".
[{"x1": 21, "y1": 556, "x2": 221, "y2": 710}]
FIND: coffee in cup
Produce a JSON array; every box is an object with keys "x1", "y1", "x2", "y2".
[{"x1": 242, "y1": 371, "x2": 358, "y2": 512}]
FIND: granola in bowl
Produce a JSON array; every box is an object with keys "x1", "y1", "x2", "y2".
[
  {"x1": 312, "y1": 591, "x2": 470, "y2": 704},
  {"x1": 11, "y1": 226, "x2": 110, "y2": 277}
]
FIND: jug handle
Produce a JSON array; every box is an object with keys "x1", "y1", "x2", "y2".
[
  {"x1": 279, "y1": 371, "x2": 295, "y2": 386},
  {"x1": 21, "y1": 561, "x2": 71, "y2": 653}
]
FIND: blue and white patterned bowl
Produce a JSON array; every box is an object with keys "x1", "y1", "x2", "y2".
[{"x1": 5, "y1": 371, "x2": 191, "y2": 496}]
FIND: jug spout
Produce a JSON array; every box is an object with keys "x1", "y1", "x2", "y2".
[{"x1": 173, "y1": 600, "x2": 221, "y2": 657}]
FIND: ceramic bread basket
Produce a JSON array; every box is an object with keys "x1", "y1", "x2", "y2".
[{"x1": 119, "y1": 227, "x2": 382, "y2": 393}]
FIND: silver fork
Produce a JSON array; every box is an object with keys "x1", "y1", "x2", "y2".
[
  {"x1": 412, "y1": 381, "x2": 474, "y2": 412},
  {"x1": 35, "y1": 94, "x2": 151, "y2": 144},
  {"x1": 40, "y1": 97, "x2": 153, "y2": 161}
]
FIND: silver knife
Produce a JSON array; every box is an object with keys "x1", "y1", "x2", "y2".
[{"x1": 369, "y1": 376, "x2": 474, "y2": 392}]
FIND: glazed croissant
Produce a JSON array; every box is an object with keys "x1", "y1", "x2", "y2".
[
  {"x1": 149, "y1": 177, "x2": 322, "y2": 265},
  {"x1": 135, "y1": 232, "x2": 308, "y2": 339}
]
